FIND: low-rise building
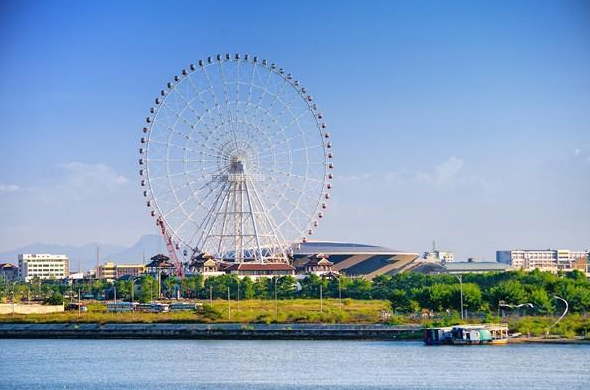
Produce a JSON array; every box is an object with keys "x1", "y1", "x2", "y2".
[
  {"x1": 0, "y1": 263, "x2": 18, "y2": 281},
  {"x1": 18, "y1": 254, "x2": 70, "y2": 282},
  {"x1": 409, "y1": 260, "x2": 511, "y2": 275},
  {"x1": 96, "y1": 261, "x2": 146, "y2": 279},
  {"x1": 226, "y1": 262, "x2": 296, "y2": 279},
  {"x1": 496, "y1": 249, "x2": 588, "y2": 273}
]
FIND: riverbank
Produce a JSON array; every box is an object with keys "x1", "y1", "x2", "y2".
[{"x1": 0, "y1": 322, "x2": 422, "y2": 340}]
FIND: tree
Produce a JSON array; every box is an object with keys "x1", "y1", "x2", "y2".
[
  {"x1": 253, "y1": 277, "x2": 272, "y2": 299},
  {"x1": 275, "y1": 276, "x2": 297, "y2": 299},
  {"x1": 460, "y1": 283, "x2": 483, "y2": 312},
  {"x1": 163, "y1": 276, "x2": 179, "y2": 298},
  {"x1": 46, "y1": 292, "x2": 63, "y2": 305},
  {"x1": 298, "y1": 274, "x2": 327, "y2": 298},
  {"x1": 138, "y1": 275, "x2": 157, "y2": 303},
  {"x1": 241, "y1": 277, "x2": 255, "y2": 300},
  {"x1": 371, "y1": 275, "x2": 392, "y2": 299},
  {"x1": 529, "y1": 288, "x2": 553, "y2": 314},
  {"x1": 491, "y1": 280, "x2": 528, "y2": 306},
  {"x1": 182, "y1": 275, "x2": 204, "y2": 298}
]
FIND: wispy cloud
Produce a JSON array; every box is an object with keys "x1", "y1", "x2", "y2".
[
  {"x1": 0, "y1": 183, "x2": 20, "y2": 193},
  {"x1": 434, "y1": 156, "x2": 464, "y2": 184},
  {"x1": 60, "y1": 162, "x2": 129, "y2": 188},
  {"x1": 339, "y1": 156, "x2": 479, "y2": 188}
]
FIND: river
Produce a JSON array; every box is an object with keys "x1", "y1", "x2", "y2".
[{"x1": 1, "y1": 339, "x2": 588, "y2": 389}]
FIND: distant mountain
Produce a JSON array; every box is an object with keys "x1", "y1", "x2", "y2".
[
  {"x1": 107, "y1": 235, "x2": 166, "y2": 264},
  {"x1": 0, "y1": 235, "x2": 166, "y2": 272}
]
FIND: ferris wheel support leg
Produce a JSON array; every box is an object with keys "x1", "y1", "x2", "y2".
[{"x1": 244, "y1": 180, "x2": 264, "y2": 262}]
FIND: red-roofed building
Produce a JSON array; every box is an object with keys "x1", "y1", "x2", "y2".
[{"x1": 226, "y1": 262, "x2": 295, "y2": 279}]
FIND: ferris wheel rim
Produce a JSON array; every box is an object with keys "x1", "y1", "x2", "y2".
[{"x1": 140, "y1": 53, "x2": 333, "y2": 260}]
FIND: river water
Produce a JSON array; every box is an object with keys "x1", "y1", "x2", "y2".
[{"x1": 1, "y1": 339, "x2": 588, "y2": 389}]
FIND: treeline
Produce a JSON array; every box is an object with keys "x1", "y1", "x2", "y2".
[{"x1": 2, "y1": 269, "x2": 589, "y2": 315}]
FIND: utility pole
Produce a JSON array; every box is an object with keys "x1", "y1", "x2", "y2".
[
  {"x1": 209, "y1": 285, "x2": 213, "y2": 305},
  {"x1": 227, "y1": 287, "x2": 231, "y2": 320},
  {"x1": 96, "y1": 245, "x2": 100, "y2": 276},
  {"x1": 237, "y1": 280, "x2": 240, "y2": 313},
  {"x1": 78, "y1": 288, "x2": 81, "y2": 318},
  {"x1": 320, "y1": 284, "x2": 323, "y2": 313},
  {"x1": 274, "y1": 278, "x2": 278, "y2": 319},
  {"x1": 338, "y1": 276, "x2": 342, "y2": 310},
  {"x1": 454, "y1": 275, "x2": 464, "y2": 320}
]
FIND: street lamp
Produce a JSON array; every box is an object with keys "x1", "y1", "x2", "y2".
[
  {"x1": 11, "y1": 281, "x2": 17, "y2": 318},
  {"x1": 454, "y1": 275, "x2": 464, "y2": 320},
  {"x1": 319, "y1": 283, "x2": 323, "y2": 314},
  {"x1": 546, "y1": 295, "x2": 569, "y2": 336},
  {"x1": 338, "y1": 275, "x2": 342, "y2": 310},
  {"x1": 274, "y1": 277, "x2": 278, "y2": 319}
]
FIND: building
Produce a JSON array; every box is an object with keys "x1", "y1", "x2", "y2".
[
  {"x1": 226, "y1": 262, "x2": 296, "y2": 279},
  {"x1": 496, "y1": 249, "x2": 589, "y2": 273},
  {"x1": 422, "y1": 251, "x2": 455, "y2": 264},
  {"x1": 292, "y1": 241, "x2": 420, "y2": 280},
  {"x1": 188, "y1": 253, "x2": 225, "y2": 278},
  {"x1": 300, "y1": 256, "x2": 336, "y2": 276},
  {"x1": 409, "y1": 260, "x2": 512, "y2": 275},
  {"x1": 0, "y1": 263, "x2": 18, "y2": 281},
  {"x1": 96, "y1": 261, "x2": 117, "y2": 279},
  {"x1": 18, "y1": 254, "x2": 70, "y2": 282},
  {"x1": 96, "y1": 261, "x2": 146, "y2": 279},
  {"x1": 146, "y1": 254, "x2": 177, "y2": 276}
]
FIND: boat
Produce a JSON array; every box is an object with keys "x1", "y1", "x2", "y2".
[{"x1": 423, "y1": 324, "x2": 509, "y2": 345}]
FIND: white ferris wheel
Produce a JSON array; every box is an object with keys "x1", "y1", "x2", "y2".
[{"x1": 139, "y1": 53, "x2": 333, "y2": 263}]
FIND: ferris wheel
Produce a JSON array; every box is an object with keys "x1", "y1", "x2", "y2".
[{"x1": 139, "y1": 53, "x2": 333, "y2": 263}]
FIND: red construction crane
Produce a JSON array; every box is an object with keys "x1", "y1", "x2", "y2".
[{"x1": 156, "y1": 217, "x2": 184, "y2": 278}]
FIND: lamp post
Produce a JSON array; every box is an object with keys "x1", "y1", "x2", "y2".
[
  {"x1": 547, "y1": 295, "x2": 568, "y2": 337},
  {"x1": 11, "y1": 281, "x2": 17, "y2": 318},
  {"x1": 274, "y1": 278, "x2": 278, "y2": 319},
  {"x1": 320, "y1": 284, "x2": 323, "y2": 314},
  {"x1": 227, "y1": 286, "x2": 231, "y2": 320},
  {"x1": 454, "y1": 275, "x2": 464, "y2": 320},
  {"x1": 338, "y1": 275, "x2": 342, "y2": 310}
]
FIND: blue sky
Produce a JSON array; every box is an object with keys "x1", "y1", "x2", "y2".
[{"x1": 0, "y1": 0, "x2": 589, "y2": 259}]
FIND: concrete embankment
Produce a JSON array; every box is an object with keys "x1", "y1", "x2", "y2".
[{"x1": 0, "y1": 323, "x2": 422, "y2": 340}]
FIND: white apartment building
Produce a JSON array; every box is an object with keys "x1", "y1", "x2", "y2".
[
  {"x1": 496, "y1": 249, "x2": 588, "y2": 273},
  {"x1": 423, "y1": 251, "x2": 455, "y2": 264},
  {"x1": 18, "y1": 254, "x2": 70, "y2": 282}
]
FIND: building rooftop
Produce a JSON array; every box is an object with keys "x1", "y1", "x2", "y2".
[
  {"x1": 293, "y1": 241, "x2": 417, "y2": 255},
  {"x1": 226, "y1": 263, "x2": 295, "y2": 271},
  {"x1": 444, "y1": 262, "x2": 511, "y2": 272}
]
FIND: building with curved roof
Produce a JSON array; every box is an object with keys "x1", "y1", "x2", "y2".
[{"x1": 292, "y1": 241, "x2": 420, "y2": 279}]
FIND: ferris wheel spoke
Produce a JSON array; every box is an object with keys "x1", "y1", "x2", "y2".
[
  {"x1": 152, "y1": 120, "x2": 225, "y2": 158},
  {"x1": 169, "y1": 88, "x2": 230, "y2": 154},
  {"x1": 183, "y1": 72, "x2": 224, "y2": 130},
  {"x1": 218, "y1": 59, "x2": 240, "y2": 149},
  {"x1": 247, "y1": 180, "x2": 288, "y2": 251},
  {"x1": 192, "y1": 181, "x2": 232, "y2": 251},
  {"x1": 255, "y1": 85, "x2": 304, "y2": 136},
  {"x1": 201, "y1": 64, "x2": 230, "y2": 128}
]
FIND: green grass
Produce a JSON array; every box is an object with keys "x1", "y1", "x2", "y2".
[{"x1": 0, "y1": 299, "x2": 390, "y2": 324}]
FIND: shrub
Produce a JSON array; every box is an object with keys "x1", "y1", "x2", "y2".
[
  {"x1": 45, "y1": 292, "x2": 64, "y2": 305},
  {"x1": 200, "y1": 304, "x2": 222, "y2": 320}
]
